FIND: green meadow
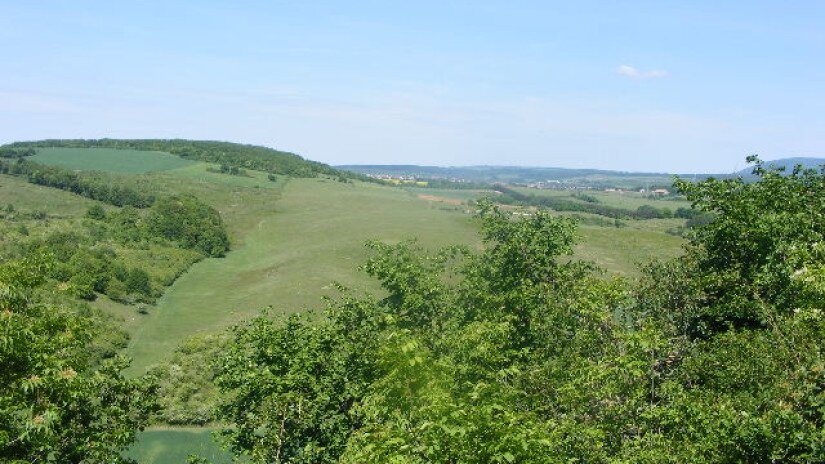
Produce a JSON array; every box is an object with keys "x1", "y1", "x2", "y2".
[
  {"x1": 31, "y1": 147, "x2": 195, "y2": 173},
  {"x1": 125, "y1": 177, "x2": 482, "y2": 373},
  {"x1": 125, "y1": 428, "x2": 237, "y2": 464}
]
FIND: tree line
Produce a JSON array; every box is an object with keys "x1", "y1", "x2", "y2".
[
  {"x1": 0, "y1": 158, "x2": 155, "y2": 207},
  {"x1": 491, "y1": 184, "x2": 680, "y2": 219}
]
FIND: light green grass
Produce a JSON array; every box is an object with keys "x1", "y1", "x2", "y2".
[
  {"x1": 126, "y1": 428, "x2": 237, "y2": 464},
  {"x1": 402, "y1": 187, "x2": 491, "y2": 202},
  {"x1": 166, "y1": 163, "x2": 282, "y2": 189},
  {"x1": 31, "y1": 147, "x2": 195, "y2": 173},
  {"x1": 574, "y1": 225, "x2": 684, "y2": 275},
  {"x1": 125, "y1": 178, "x2": 482, "y2": 373}
]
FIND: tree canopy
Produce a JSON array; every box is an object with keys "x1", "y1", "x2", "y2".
[{"x1": 0, "y1": 254, "x2": 157, "y2": 463}]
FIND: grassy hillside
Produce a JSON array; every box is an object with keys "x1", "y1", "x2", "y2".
[
  {"x1": 125, "y1": 177, "x2": 482, "y2": 373},
  {"x1": 1, "y1": 145, "x2": 689, "y2": 463}
]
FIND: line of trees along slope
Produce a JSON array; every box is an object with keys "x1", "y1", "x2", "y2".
[
  {"x1": 0, "y1": 158, "x2": 155, "y2": 207},
  {"x1": 5, "y1": 157, "x2": 825, "y2": 462},
  {"x1": 491, "y1": 184, "x2": 678, "y2": 219},
  {"x1": 4, "y1": 139, "x2": 344, "y2": 178},
  {"x1": 0, "y1": 160, "x2": 229, "y2": 257}
]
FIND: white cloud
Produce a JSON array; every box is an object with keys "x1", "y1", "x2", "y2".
[{"x1": 616, "y1": 65, "x2": 669, "y2": 79}]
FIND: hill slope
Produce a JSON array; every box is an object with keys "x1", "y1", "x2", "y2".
[{"x1": 6, "y1": 139, "x2": 342, "y2": 178}]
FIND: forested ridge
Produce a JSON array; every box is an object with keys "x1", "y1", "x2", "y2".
[
  {"x1": 3, "y1": 139, "x2": 368, "y2": 180},
  {"x1": 4, "y1": 157, "x2": 825, "y2": 463}
]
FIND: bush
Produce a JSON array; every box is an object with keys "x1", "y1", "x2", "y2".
[
  {"x1": 146, "y1": 195, "x2": 229, "y2": 257},
  {"x1": 125, "y1": 268, "x2": 151, "y2": 296},
  {"x1": 86, "y1": 204, "x2": 107, "y2": 220}
]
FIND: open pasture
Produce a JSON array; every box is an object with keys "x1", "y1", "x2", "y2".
[{"x1": 124, "y1": 177, "x2": 482, "y2": 373}]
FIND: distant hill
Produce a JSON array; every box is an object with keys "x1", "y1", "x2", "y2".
[
  {"x1": 338, "y1": 164, "x2": 699, "y2": 189},
  {"x1": 5, "y1": 139, "x2": 347, "y2": 178},
  {"x1": 737, "y1": 157, "x2": 825, "y2": 176}
]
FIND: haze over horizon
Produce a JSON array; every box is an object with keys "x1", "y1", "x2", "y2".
[{"x1": 2, "y1": 1, "x2": 823, "y2": 173}]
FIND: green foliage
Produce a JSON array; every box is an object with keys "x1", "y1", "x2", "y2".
[
  {"x1": 149, "y1": 334, "x2": 228, "y2": 425},
  {"x1": 0, "y1": 147, "x2": 35, "y2": 158},
  {"x1": 30, "y1": 147, "x2": 195, "y2": 173},
  {"x1": 146, "y1": 195, "x2": 230, "y2": 257},
  {"x1": 125, "y1": 268, "x2": 152, "y2": 296},
  {"x1": 215, "y1": 299, "x2": 382, "y2": 463},
  {"x1": 674, "y1": 156, "x2": 825, "y2": 335},
  {"x1": 0, "y1": 254, "x2": 157, "y2": 463},
  {"x1": 86, "y1": 204, "x2": 107, "y2": 220},
  {"x1": 212, "y1": 158, "x2": 825, "y2": 463}
]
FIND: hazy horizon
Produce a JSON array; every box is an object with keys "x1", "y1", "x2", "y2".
[{"x1": 2, "y1": 1, "x2": 823, "y2": 173}]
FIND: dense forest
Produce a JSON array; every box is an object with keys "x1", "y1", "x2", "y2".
[
  {"x1": 3, "y1": 139, "x2": 369, "y2": 180},
  {"x1": 4, "y1": 157, "x2": 825, "y2": 462}
]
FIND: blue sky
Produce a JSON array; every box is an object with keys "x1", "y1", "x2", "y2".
[{"x1": 1, "y1": 1, "x2": 823, "y2": 172}]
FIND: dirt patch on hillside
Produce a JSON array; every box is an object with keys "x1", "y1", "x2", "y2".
[{"x1": 417, "y1": 194, "x2": 463, "y2": 205}]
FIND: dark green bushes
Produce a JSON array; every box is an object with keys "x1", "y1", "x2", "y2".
[{"x1": 146, "y1": 195, "x2": 229, "y2": 257}]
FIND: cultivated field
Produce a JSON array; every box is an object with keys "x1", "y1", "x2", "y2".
[{"x1": 31, "y1": 147, "x2": 195, "y2": 173}]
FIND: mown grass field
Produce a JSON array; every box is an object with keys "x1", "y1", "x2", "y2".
[{"x1": 31, "y1": 147, "x2": 195, "y2": 173}]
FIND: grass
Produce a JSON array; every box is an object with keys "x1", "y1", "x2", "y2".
[
  {"x1": 165, "y1": 163, "x2": 282, "y2": 189},
  {"x1": 31, "y1": 147, "x2": 195, "y2": 173},
  {"x1": 574, "y1": 225, "x2": 684, "y2": 275},
  {"x1": 124, "y1": 177, "x2": 482, "y2": 373},
  {"x1": 402, "y1": 187, "x2": 491, "y2": 202},
  {"x1": 125, "y1": 428, "x2": 238, "y2": 464}
]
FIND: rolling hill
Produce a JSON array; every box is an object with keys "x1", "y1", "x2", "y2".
[{"x1": 0, "y1": 140, "x2": 690, "y2": 463}]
